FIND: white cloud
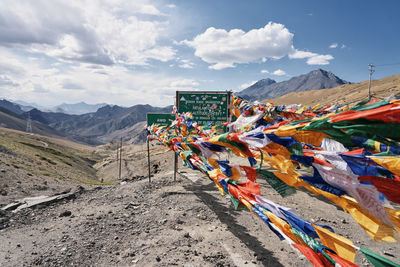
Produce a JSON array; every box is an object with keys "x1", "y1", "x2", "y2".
[
  {"x1": 289, "y1": 50, "x2": 316, "y2": 59},
  {"x1": 0, "y1": 48, "x2": 197, "y2": 107},
  {"x1": 240, "y1": 80, "x2": 257, "y2": 89},
  {"x1": 329, "y1": 43, "x2": 338, "y2": 49},
  {"x1": 169, "y1": 79, "x2": 199, "y2": 88},
  {"x1": 183, "y1": 21, "x2": 334, "y2": 69},
  {"x1": 306, "y1": 55, "x2": 334, "y2": 65},
  {"x1": 272, "y1": 69, "x2": 286, "y2": 76},
  {"x1": 260, "y1": 69, "x2": 269, "y2": 74},
  {"x1": 182, "y1": 22, "x2": 294, "y2": 69},
  {"x1": 0, "y1": 0, "x2": 175, "y2": 66},
  {"x1": 341, "y1": 44, "x2": 346, "y2": 49},
  {"x1": 289, "y1": 49, "x2": 334, "y2": 65},
  {"x1": 178, "y1": 59, "x2": 195, "y2": 69},
  {"x1": 138, "y1": 4, "x2": 161, "y2": 15},
  {"x1": 167, "y1": 4, "x2": 176, "y2": 8}
]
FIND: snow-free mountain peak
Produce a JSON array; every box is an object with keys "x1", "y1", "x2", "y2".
[{"x1": 238, "y1": 69, "x2": 350, "y2": 101}]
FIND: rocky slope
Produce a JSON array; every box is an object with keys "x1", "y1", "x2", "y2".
[{"x1": 238, "y1": 69, "x2": 350, "y2": 101}]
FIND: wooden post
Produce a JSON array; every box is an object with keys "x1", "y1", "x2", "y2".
[
  {"x1": 174, "y1": 153, "x2": 177, "y2": 181},
  {"x1": 147, "y1": 136, "x2": 151, "y2": 183},
  {"x1": 118, "y1": 137, "x2": 122, "y2": 180}
]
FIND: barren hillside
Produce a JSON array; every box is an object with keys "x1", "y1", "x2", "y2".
[{"x1": 265, "y1": 74, "x2": 400, "y2": 106}]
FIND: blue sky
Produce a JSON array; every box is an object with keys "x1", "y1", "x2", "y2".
[{"x1": 0, "y1": 0, "x2": 399, "y2": 107}]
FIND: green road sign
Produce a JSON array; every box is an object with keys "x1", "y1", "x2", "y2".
[
  {"x1": 176, "y1": 91, "x2": 231, "y2": 127},
  {"x1": 146, "y1": 113, "x2": 175, "y2": 126}
]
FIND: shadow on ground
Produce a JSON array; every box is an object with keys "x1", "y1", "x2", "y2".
[{"x1": 183, "y1": 181, "x2": 284, "y2": 267}]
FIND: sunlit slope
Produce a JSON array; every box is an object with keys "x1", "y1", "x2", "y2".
[{"x1": 264, "y1": 74, "x2": 400, "y2": 106}]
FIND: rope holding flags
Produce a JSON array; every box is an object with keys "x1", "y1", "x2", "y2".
[{"x1": 147, "y1": 94, "x2": 400, "y2": 266}]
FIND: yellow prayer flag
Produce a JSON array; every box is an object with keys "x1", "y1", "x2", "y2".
[
  {"x1": 312, "y1": 224, "x2": 356, "y2": 262},
  {"x1": 385, "y1": 207, "x2": 400, "y2": 234},
  {"x1": 293, "y1": 131, "x2": 329, "y2": 146},
  {"x1": 368, "y1": 156, "x2": 400, "y2": 176},
  {"x1": 342, "y1": 196, "x2": 396, "y2": 242}
]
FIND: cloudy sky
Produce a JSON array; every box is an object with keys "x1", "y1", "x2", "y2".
[{"x1": 0, "y1": 0, "x2": 399, "y2": 107}]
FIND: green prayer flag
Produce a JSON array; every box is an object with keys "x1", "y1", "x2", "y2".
[
  {"x1": 350, "y1": 100, "x2": 389, "y2": 111},
  {"x1": 360, "y1": 247, "x2": 400, "y2": 267},
  {"x1": 258, "y1": 169, "x2": 296, "y2": 197}
]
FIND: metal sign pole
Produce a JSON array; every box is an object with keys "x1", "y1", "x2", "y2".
[
  {"x1": 147, "y1": 136, "x2": 151, "y2": 183},
  {"x1": 174, "y1": 91, "x2": 179, "y2": 182}
]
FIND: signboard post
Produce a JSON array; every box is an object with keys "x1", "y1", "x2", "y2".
[
  {"x1": 176, "y1": 91, "x2": 231, "y2": 127},
  {"x1": 174, "y1": 91, "x2": 232, "y2": 181},
  {"x1": 146, "y1": 113, "x2": 175, "y2": 183}
]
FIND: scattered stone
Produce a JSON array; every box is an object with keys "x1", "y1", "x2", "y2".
[
  {"x1": 383, "y1": 251, "x2": 395, "y2": 258},
  {"x1": 156, "y1": 256, "x2": 161, "y2": 262},
  {"x1": 59, "y1": 210, "x2": 72, "y2": 217},
  {"x1": 184, "y1": 232, "x2": 190, "y2": 238}
]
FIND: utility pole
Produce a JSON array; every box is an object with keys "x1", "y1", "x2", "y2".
[
  {"x1": 26, "y1": 111, "x2": 32, "y2": 133},
  {"x1": 368, "y1": 63, "x2": 375, "y2": 100}
]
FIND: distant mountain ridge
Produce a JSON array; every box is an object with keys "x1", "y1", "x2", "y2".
[
  {"x1": 0, "y1": 98, "x2": 172, "y2": 145},
  {"x1": 24, "y1": 104, "x2": 172, "y2": 145},
  {"x1": 238, "y1": 69, "x2": 350, "y2": 101},
  {"x1": 53, "y1": 102, "x2": 108, "y2": 115},
  {"x1": 2, "y1": 99, "x2": 109, "y2": 115},
  {"x1": 0, "y1": 99, "x2": 25, "y2": 115}
]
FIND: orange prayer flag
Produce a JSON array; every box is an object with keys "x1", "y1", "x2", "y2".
[{"x1": 312, "y1": 224, "x2": 356, "y2": 263}]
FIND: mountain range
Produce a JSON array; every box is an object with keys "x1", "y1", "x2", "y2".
[
  {"x1": 52, "y1": 102, "x2": 108, "y2": 115},
  {"x1": 0, "y1": 69, "x2": 353, "y2": 145},
  {"x1": 26, "y1": 104, "x2": 172, "y2": 145},
  {"x1": 238, "y1": 69, "x2": 350, "y2": 101},
  {"x1": 1, "y1": 99, "x2": 109, "y2": 115}
]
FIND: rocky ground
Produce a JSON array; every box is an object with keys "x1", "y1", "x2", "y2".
[{"x1": 1, "y1": 141, "x2": 399, "y2": 266}]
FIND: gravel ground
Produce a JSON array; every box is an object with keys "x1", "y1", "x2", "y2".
[{"x1": 1, "y1": 147, "x2": 399, "y2": 267}]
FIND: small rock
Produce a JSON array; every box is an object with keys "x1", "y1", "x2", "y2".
[
  {"x1": 156, "y1": 256, "x2": 161, "y2": 262},
  {"x1": 362, "y1": 258, "x2": 370, "y2": 266},
  {"x1": 59, "y1": 210, "x2": 72, "y2": 217},
  {"x1": 383, "y1": 251, "x2": 395, "y2": 258},
  {"x1": 184, "y1": 232, "x2": 190, "y2": 238},
  {"x1": 341, "y1": 219, "x2": 348, "y2": 224}
]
